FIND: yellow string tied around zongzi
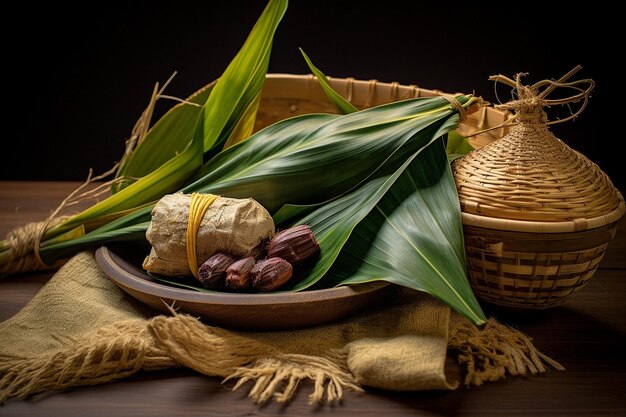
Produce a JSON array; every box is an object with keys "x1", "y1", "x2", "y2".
[{"x1": 186, "y1": 193, "x2": 218, "y2": 278}]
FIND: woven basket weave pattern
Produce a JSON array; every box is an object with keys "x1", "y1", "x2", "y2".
[
  {"x1": 454, "y1": 123, "x2": 621, "y2": 223},
  {"x1": 454, "y1": 116, "x2": 623, "y2": 309},
  {"x1": 255, "y1": 75, "x2": 510, "y2": 148},
  {"x1": 463, "y1": 224, "x2": 615, "y2": 308}
]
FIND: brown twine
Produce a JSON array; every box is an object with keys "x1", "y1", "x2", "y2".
[
  {"x1": 441, "y1": 94, "x2": 468, "y2": 122},
  {"x1": 0, "y1": 218, "x2": 68, "y2": 277},
  {"x1": 33, "y1": 165, "x2": 123, "y2": 265},
  {"x1": 0, "y1": 164, "x2": 127, "y2": 277},
  {"x1": 118, "y1": 71, "x2": 201, "y2": 170},
  {"x1": 466, "y1": 65, "x2": 594, "y2": 138}
]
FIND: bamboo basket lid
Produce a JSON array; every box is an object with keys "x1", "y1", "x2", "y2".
[{"x1": 453, "y1": 68, "x2": 625, "y2": 233}]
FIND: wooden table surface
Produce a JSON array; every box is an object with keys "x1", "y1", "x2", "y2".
[{"x1": 1, "y1": 181, "x2": 625, "y2": 417}]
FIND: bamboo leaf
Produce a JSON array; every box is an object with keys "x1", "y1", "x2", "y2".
[
  {"x1": 188, "y1": 96, "x2": 470, "y2": 212},
  {"x1": 116, "y1": 82, "x2": 214, "y2": 181},
  {"x1": 277, "y1": 117, "x2": 460, "y2": 294},
  {"x1": 45, "y1": 0, "x2": 287, "y2": 239},
  {"x1": 282, "y1": 144, "x2": 428, "y2": 293},
  {"x1": 117, "y1": 0, "x2": 288, "y2": 178},
  {"x1": 272, "y1": 202, "x2": 320, "y2": 226},
  {"x1": 201, "y1": 0, "x2": 287, "y2": 153},
  {"x1": 46, "y1": 110, "x2": 206, "y2": 237},
  {"x1": 39, "y1": 225, "x2": 85, "y2": 248},
  {"x1": 222, "y1": 89, "x2": 262, "y2": 149},
  {"x1": 43, "y1": 113, "x2": 340, "y2": 257},
  {"x1": 41, "y1": 96, "x2": 475, "y2": 270},
  {"x1": 300, "y1": 48, "x2": 358, "y2": 114},
  {"x1": 446, "y1": 130, "x2": 474, "y2": 162},
  {"x1": 326, "y1": 141, "x2": 486, "y2": 325},
  {"x1": 303, "y1": 61, "x2": 476, "y2": 165}
]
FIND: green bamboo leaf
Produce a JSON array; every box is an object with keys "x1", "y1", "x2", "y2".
[
  {"x1": 39, "y1": 114, "x2": 335, "y2": 259},
  {"x1": 201, "y1": 0, "x2": 287, "y2": 153},
  {"x1": 222, "y1": 89, "x2": 262, "y2": 149},
  {"x1": 282, "y1": 147, "x2": 425, "y2": 293},
  {"x1": 299, "y1": 48, "x2": 358, "y2": 114},
  {"x1": 280, "y1": 115, "x2": 460, "y2": 292},
  {"x1": 446, "y1": 130, "x2": 474, "y2": 162},
  {"x1": 117, "y1": 0, "x2": 288, "y2": 178},
  {"x1": 45, "y1": 0, "x2": 287, "y2": 238},
  {"x1": 39, "y1": 225, "x2": 85, "y2": 248},
  {"x1": 44, "y1": 113, "x2": 338, "y2": 257},
  {"x1": 46, "y1": 109, "x2": 206, "y2": 237},
  {"x1": 188, "y1": 96, "x2": 470, "y2": 212},
  {"x1": 272, "y1": 202, "x2": 321, "y2": 226},
  {"x1": 328, "y1": 141, "x2": 486, "y2": 325},
  {"x1": 116, "y1": 82, "x2": 214, "y2": 181},
  {"x1": 51, "y1": 221, "x2": 152, "y2": 252},
  {"x1": 303, "y1": 60, "x2": 474, "y2": 165},
  {"x1": 41, "y1": 96, "x2": 474, "y2": 265}
]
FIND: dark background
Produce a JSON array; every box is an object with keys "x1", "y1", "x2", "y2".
[{"x1": 3, "y1": 1, "x2": 621, "y2": 191}]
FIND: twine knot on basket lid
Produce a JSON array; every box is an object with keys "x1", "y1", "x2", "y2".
[{"x1": 453, "y1": 66, "x2": 625, "y2": 231}]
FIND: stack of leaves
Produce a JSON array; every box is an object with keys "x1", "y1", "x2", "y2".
[{"x1": 0, "y1": 0, "x2": 485, "y2": 325}]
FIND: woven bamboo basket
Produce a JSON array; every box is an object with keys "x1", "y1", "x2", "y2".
[
  {"x1": 255, "y1": 74, "x2": 509, "y2": 147},
  {"x1": 452, "y1": 70, "x2": 625, "y2": 309}
]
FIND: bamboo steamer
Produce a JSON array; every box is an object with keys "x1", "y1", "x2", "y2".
[{"x1": 452, "y1": 69, "x2": 625, "y2": 309}]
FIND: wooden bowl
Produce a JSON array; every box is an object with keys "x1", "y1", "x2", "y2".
[{"x1": 95, "y1": 246, "x2": 392, "y2": 330}]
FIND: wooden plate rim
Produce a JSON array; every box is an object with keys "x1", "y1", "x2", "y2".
[{"x1": 95, "y1": 246, "x2": 390, "y2": 307}]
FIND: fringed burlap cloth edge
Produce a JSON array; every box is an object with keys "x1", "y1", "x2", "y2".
[{"x1": 0, "y1": 252, "x2": 563, "y2": 405}]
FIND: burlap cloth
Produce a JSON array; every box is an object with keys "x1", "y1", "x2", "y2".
[{"x1": 0, "y1": 252, "x2": 562, "y2": 405}]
